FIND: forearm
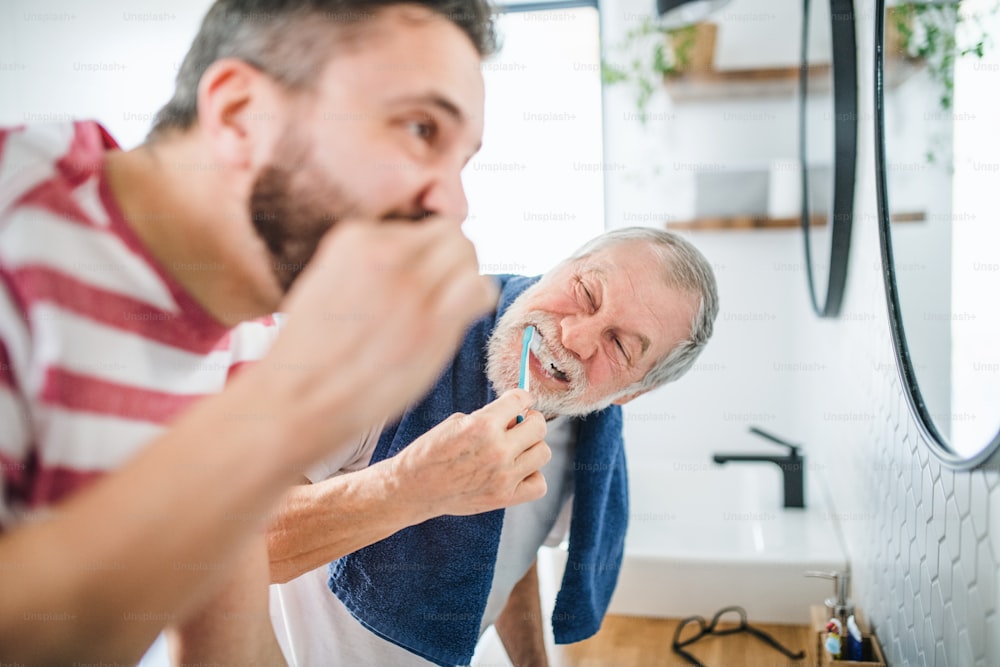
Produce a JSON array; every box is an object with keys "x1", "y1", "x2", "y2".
[
  {"x1": 267, "y1": 460, "x2": 426, "y2": 583},
  {"x1": 495, "y1": 561, "x2": 549, "y2": 667},
  {"x1": 169, "y1": 533, "x2": 286, "y2": 667},
  {"x1": 268, "y1": 395, "x2": 551, "y2": 584},
  {"x1": 0, "y1": 369, "x2": 353, "y2": 664}
]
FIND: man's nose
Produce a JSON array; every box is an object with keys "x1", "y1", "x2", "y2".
[
  {"x1": 419, "y1": 168, "x2": 469, "y2": 223},
  {"x1": 560, "y1": 314, "x2": 599, "y2": 362}
]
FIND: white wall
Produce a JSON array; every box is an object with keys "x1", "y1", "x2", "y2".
[
  {"x1": 0, "y1": 1, "x2": 213, "y2": 147},
  {"x1": 462, "y1": 7, "x2": 606, "y2": 276},
  {"x1": 599, "y1": 0, "x2": 1000, "y2": 663},
  {"x1": 600, "y1": 0, "x2": 813, "y2": 465},
  {"x1": 0, "y1": 1, "x2": 607, "y2": 280}
]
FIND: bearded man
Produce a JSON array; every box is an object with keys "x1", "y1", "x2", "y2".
[
  {"x1": 0, "y1": 1, "x2": 553, "y2": 663},
  {"x1": 266, "y1": 226, "x2": 719, "y2": 666}
]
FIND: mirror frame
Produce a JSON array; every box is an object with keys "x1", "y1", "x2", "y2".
[
  {"x1": 872, "y1": 0, "x2": 1000, "y2": 470},
  {"x1": 799, "y1": 0, "x2": 858, "y2": 317}
]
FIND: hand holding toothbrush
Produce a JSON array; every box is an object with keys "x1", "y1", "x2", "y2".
[{"x1": 389, "y1": 389, "x2": 551, "y2": 518}]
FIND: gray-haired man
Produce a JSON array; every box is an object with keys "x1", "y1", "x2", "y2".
[{"x1": 266, "y1": 227, "x2": 719, "y2": 666}]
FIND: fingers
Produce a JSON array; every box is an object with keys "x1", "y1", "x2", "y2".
[
  {"x1": 432, "y1": 272, "x2": 497, "y2": 337},
  {"x1": 510, "y1": 471, "x2": 548, "y2": 505},
  {"x1": 280, "y1": 219, "x2": 492, "y2": 436},
  {"x1": 513, "y1": 439, "x2": 552, "y2": 477},
  {"x1": 360, "y1": 217, "x2": 489, "y2": 325},
  {"x1": 480, "y1": 389, "x2": 533, "y2": 423},
  {"x1": 361, "y1": 220, "x2": 491, "y2": 396},
  {"x1": 413, "y1": 219, "x2": 495, "y2": 313},
  {"x1": 506, "y1": 408, "x2": 544, "y2": 432}
]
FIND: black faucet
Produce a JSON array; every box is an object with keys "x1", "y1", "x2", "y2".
[{"x1": 712, "y1": 427, "x2": 805, "y2": 509}]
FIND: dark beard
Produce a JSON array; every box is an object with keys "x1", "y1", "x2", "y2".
[{"x1": 249, "y1": 164, "x2": 339, "y2": 293}]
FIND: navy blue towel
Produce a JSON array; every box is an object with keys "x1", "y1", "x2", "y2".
[{"x1": 328, "y1": 274, "x2": 629, "y2": 666}]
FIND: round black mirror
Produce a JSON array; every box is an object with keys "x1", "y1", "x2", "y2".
[
  {"x1": 874, "y1": 0, "x2": 1000, "y2": 469},
  {"x1": 799, "y1": 0, "x2": 857, "y2": 318}
]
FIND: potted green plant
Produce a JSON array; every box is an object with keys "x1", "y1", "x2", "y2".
[
  {"x1": 602, "y1": 18, "x2": 717, "y2": 122},
  {"x1": 888, "y1": 1, "x2": 994, "y2": 110}
]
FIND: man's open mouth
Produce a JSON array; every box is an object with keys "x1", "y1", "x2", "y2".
[{"x1": 529, "y1": 332, "x2": 569, "y2": 382}]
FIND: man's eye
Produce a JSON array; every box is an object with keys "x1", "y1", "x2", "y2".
[
  {"x1": 408, "y1": 119, "x2": 436, "y2": 142},
  {"x1": 614, "y1": 338, "x2": 628, "y2": 362},
  {"x1": 580, "y1": 281, "x2": 597, "y2": 311}
]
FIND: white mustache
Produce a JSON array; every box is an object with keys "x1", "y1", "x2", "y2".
[{"x1": 527, "y1": 324, "x2": 580, "y2": 385}]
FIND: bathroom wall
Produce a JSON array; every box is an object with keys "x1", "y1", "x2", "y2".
[
  {"x1": 601, "y1": 1, "x2": 1000, "y2": 664},
  {"x1": 601, "y1": 0, "x2": 813, "y2": 467},
  {"x1": 790, "y1": 5, "x2": 1000, "y2": 664},
  {"x1": 0, "y1": 1, "x2": 213, "y2": 147}
]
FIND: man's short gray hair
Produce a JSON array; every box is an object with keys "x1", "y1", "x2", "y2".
[
  {"x1": 568, "y1": 226, "x2": 719, "y2": 392},
  {"x1": 149, "y1": 0, "x2": 497, "y2": 139}
]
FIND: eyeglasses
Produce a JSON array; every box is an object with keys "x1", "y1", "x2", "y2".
[{"x1": 671, "y1": 605, "x2": 807, "y2": 667}]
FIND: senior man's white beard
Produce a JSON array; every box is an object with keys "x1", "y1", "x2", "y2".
[{"x1": 485, "y1": 290, "x2": 627, "y2": 418}]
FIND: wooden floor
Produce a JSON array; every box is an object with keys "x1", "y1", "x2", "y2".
[{"x1": 555, "y1": 614, "x2": 817, "y2": 667}]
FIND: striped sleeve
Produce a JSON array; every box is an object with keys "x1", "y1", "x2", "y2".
[
  {"x1": 0, "y1": 121, "x2": 246, "y2": 514},
  {"x1": 0, "y1": 121, "x2": 175, "y2": 513},
  {"x1": 0, "y1": 272, "x2": 33, "y2": 527}
]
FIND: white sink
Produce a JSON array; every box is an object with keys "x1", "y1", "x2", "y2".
[{"x1": 539, "y1": 458, "x2": 848, "y2": 624}]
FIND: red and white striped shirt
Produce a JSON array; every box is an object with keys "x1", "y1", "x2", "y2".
[{"x1": 0, "y1": 121, "x2": 277, "y2": 528}]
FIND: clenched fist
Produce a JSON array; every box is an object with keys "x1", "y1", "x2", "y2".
[{"x1": 251, "y1": 218, "x2": 498, "y2": 467}]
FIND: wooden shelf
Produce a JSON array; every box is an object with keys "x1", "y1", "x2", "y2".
[
  {"x1": 663, "y1": 63, "x2": 831, "y2": 101},
  {"x1": 667, "y1": 215, "x2": 807, "y2": 231},
  {"x1": 666, "y1": 211, "x2": 925, "y2": 231},
  {"x1": 662, "y1": 57, "x2": 921, "y2": 101},
  {"x1": 890, "y1": 210, "x2": 925, "y2": 224}
]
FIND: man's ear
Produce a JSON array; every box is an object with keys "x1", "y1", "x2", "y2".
[
  {"x1": 195, "y1": 58, "x2": 285, "y2": 170},
  {"x1": 611, "y1": 387, "x2": 650, "y2": 406}
]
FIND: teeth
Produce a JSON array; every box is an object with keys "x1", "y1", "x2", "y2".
[
  {"x1": 527, "y1": 330, "x2": 569, "y2": 383},
  {"x1": 529, "y1": 333, "x2": 543, "y2": 357},
  {"x1": 529, "y1": 333, "x2": 552, "y2": 369}
]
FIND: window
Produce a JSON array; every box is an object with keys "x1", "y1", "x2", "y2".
[{"x1": 462, "y1": 4, "x2": 605, "y2": 277}]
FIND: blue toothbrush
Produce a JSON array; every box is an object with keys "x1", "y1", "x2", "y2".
[{"x1": 516, "y1": 325, "x2": 535, "y2": 423}]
